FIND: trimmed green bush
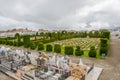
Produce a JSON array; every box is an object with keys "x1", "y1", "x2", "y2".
[
  {"x1": 101, "y1": 30, "x2": 110, "y2": 39},
  {"x1": 46, "y1": 44, "x2": 52, "y2": 52},
  {"x1": 89, "y1": 46, "x2": 96, "y2": 57},
  {"x1": 23, "y1": 35, "x2": 30, "y2": 48},
  {"x1": 9, "y1": 41, "x2": 14, "y2": 46},
  {"x1": 38, "y1": 42, "x2": 44, "y2": 50},
  {"x1": 75, "y1": 46, "x2": 83, "y2": 56},
  {"x1": 100, "y1": 47, "x2": 108, "y2": 56},
  {"x1": 100, "y1": 38, "x2": 109, "y2": 55},
  {"x1": 30, "y1": 42, "x2": 36, "y2": 50},
  {"x1": 13, "y1": 41, "x2": 17, "y2": 46},
  {"x1": 65, "y1": 46, "x2": 73, "y2": 55},
  {"x1": 54, "y1": 44, "x2": 61, "y2": 53}
]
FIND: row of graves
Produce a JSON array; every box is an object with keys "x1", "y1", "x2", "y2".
[
  {"x1": 52, "y1": 38, "x2": 100, "y2": 50},
  {"x1": 0, "y1": 46, "x2": 36, "y2": 79},
  {"x1": 0, "y1": 46, "x2": 102, "y2": 80},
  {"x1": 33, "y1": 52, "x2": 96, "y2": 80}
]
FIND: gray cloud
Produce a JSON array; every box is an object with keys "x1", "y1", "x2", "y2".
[{"x1": 0, "y1": 0, "x2": 119, "y2": 30}]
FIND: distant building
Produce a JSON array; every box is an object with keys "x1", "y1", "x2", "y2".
[
  {"x1": 0, "y1": 28, "x2": 36, "y2": 38},
  {"x1": 38, "y1": 29, "x2": 49, "y2": 33}
]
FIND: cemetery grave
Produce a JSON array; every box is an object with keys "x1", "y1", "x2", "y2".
[
  {"x1": 50, "y1": 38, "x2": 100, "y2": 50},
  {"x1": 0, "y1": 46, "x2": 103, "y2": 80}
]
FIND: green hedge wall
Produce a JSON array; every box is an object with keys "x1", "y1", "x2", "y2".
[
  {"x1": 75, "y1": 46, "x2": 83, "y2": 56},
  {"x1": 46, "y1": 44, "x2": 53, "y2": 52},
  {"x1": 54, "y1": 44, "x2": 61, "y2": 53},
  {"x1": 38, "y1": 42, "x2": 44, "y2": 50},
  {"x1": 65, "y1": 46, "x2": 73, "y2": 55},
  {"x1": 89, "y1": 46, "x2": 96, "y2": 57}
]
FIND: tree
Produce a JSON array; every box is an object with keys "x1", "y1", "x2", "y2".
[
  {"x1": 54, "y1": 44, "x2": 61, "y2": 53},
  {"x1": 23, "y1": 35, "x2": 30, "y2": 48},
  {"x1": 101, "y1": 30, "x2": 110, "y2": 39},
  {"x1": 89, "y1": 46, "x2": 96, "y2": 57},
  {"x1": 38, "y1": 42, "x2": 44, "y2": 50},
  {"x1": 75, "y1": 46, "x2": 83, "y2": 56},
  {"x1": 94, "y1": 31, "x2": 101, "y2": 38},
  {"x1": 46, "y1": 44, "x2": 52, "y2": 52},
  {"x1": 15, "y1": 33, "x2": 21, "y2": 46},
  {"x1": 36, "y1": 32, "x2": 39, "y2": 36},
  {"x1": 35, "y1": 35, "x2": 37, "y2": 41},
  {"x1": 89, "y1": 31, "x2": 94, "y2": 38},
  {"x1": 65, "y1": 46, "x2": 73, "y2": 55}
]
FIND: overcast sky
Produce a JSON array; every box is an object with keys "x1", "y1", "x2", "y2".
[{"x1": 0, "y1": 0, "x2": 120, "y2": 31}]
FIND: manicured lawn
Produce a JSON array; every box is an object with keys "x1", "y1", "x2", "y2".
[
  {"x1": 44, "y1": 38, "x2": 102, "y2": 58},
  {"x1": 50, "y1": 38, "x2": 100, "y2": 50}
]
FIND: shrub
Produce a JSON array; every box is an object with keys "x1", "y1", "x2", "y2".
[
  {"x1": 23, "y1": 35, "x2": 30, "y2": 48},
  {"x1": 65, "y1": 46, "x2": 73, "y2": 55},
  {"x1": 75, "y1": 46, "x2": 83, "y2": 56},
  {"x1": 30, "y1": 42, "x2": 36, "y2": 50},
  {"x1": 89, "y1": 46, "x2": 96, "y2": 57},
  {"x1": 5, "y1": 40, "x2": 9, "y2": 45},
  {"x1": 54, "y1": 44, "x2": 61, "y2": 53},
  {"x1": 38, "y1": 42, "x2": 44, "y2": 50},
  {"x1": 9, "y1": 41, "x2": 14, "y2": 46},
  {"x1": 100, "y1": 47, "x2": 108, "y2": 56},
  {"x1": 100, "y1": 38, "x2": 109, "y2": 55},
  {"x1": 13, "y1": 41, "x2": 17, "y2": 46},
  {"x1": 1, "y1": 40, "x2": 6, "y2": 44},
  {"x1": 46, "y1": 44, "x2": 52, "y2": 52},
  {"x1": 101, "y1": 38, "x2": 108, "y2": 47}
]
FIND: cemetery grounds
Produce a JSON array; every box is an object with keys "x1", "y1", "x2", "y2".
[{"x1": 48, "y1": 38, "x2": 101, "y2": 58}]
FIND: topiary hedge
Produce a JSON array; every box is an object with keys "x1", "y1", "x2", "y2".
[
  {"x1": 100, "y1": 47, "x2": 108, "y2": 56},
  {"x1": 89, "y1": 46, "x2": 96, "y2": 57},
  {"x1": 54, "y1": 44, "x2": 61, "y2": 53},
  {"x1": 46, "y1": 44, "x2": 53, "y2": 52},
  {"x1": 75, "y1": 46, "x2": 83, "y2": 56},
  {"x1": 64, "y1": 46, "x2": 73, "y2": 55},
  {"x1": 30, "y1": 42, "x2": 36, "y2": 50},
  {"x1": 100, "y1": 38, "x2": 109, "y2": 55},
  {"x1": 38, "y1": 42, "x2": 44, "y2": 50}
]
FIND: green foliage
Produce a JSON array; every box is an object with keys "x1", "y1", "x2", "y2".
[
  {"x1": 79, "y1": 32, "x2": 87, "y2": 38},
  {"x1": 46, "y1": 44, "x2": 53, "y2": 52},
  {"x1": 9, "y1": 41, "x2": 14, "y2": 46},
  {"x1": 100, "y1": 38, "x2": 109, "y2": 55},
  {"x1": 54, "y1": 44, "x2": 61, "y2": 53},
  {"x1": 7, "y1": 37, "x2": 16, "y2": 40},
  {"x1": 65, "y1": 46, "x2": 74, "y2": 55},
  {"x1": 15, "y1": 33, "x2": 21, "y2": 46},
  {"x1": 94, "y1": 31, "x2": 101, "y2": 38},
  {"x1": 36, "y1": 32, "x2": 39, "y2": 36},
  {"x1": 89, "y1": 46, "x2": 96, "y2": 57},
  {"x1": 0, "y1": 40, "x2": 6, "y2": 44},
  {"x1": 75, "y1": 46, "x2": 83, "y2": 56},
  {"x1": 23, "y1": 35, "x2": 30, "y2": 48},
  {"x1": 30, "y1": 42, "x2": 36, "y2": 50},
  {"x1": 13, "y1": 41, "x2": 17, "y2": 46},
  {"x1": 101, "y1": 38, "x2": 108, "y2": 47},
  {"x1": 100, "y1": 47, "x2": 108, "y2": 55},
  {"x1": 89, "y1": 31, "x2": 101, "y2": 38},
  {"x1": 15, "y1": 33, "x2": 21, "y2": 42},
  {"x1": 38, "y1": 42, "x2": 44, "y2": 50},
  {"x1": 101, "y1": 30, "x2": 110, "y2": 39}
]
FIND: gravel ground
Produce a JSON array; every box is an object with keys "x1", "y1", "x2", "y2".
[
  {"x1": 0, "y1": 36, "x2": 120, "y2": 80},
  {"x1": 0, "y1": 72, "x2": 13, "y2": 80}
]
